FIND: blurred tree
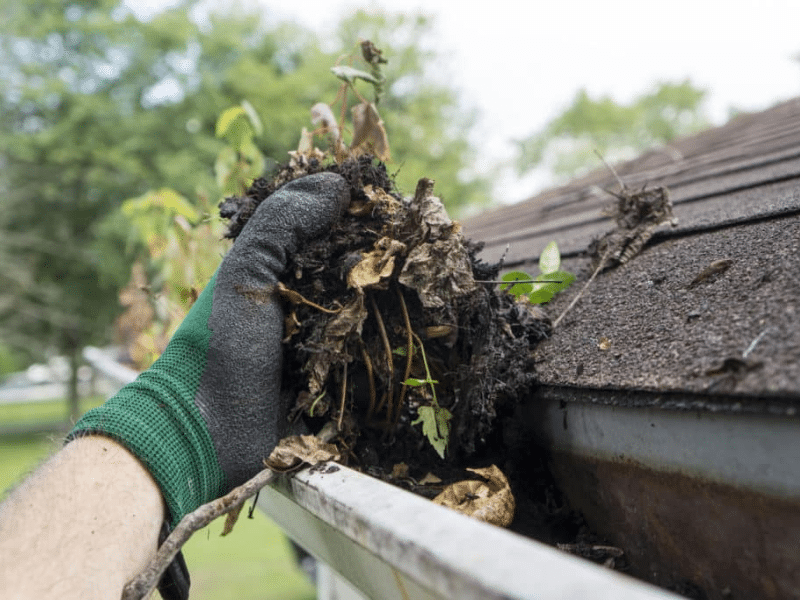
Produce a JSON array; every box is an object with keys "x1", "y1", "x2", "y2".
[
  {"x1": 516, "y1": 80, "x2": 709, "y2": 181},
  {"x1": 0, "y1": 1, "x2": 487, "y2": 417}
]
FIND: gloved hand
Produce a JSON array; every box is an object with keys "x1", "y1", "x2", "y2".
[{"x1": 69, "y1": 172, "x2": 349, "y2": 525}]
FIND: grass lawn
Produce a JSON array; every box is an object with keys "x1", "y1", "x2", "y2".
[{"x1": 0, "y1": 399, "x2": 316, "y2": 600}]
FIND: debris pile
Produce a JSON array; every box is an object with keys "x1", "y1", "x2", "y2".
[{"x1": 221, "y1": 156, "x2": 551, "y2": 488}]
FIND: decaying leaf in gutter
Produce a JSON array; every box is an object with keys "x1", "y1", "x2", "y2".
[
  {"x1": 432, "y1": 465, "x2": 515, "y2": 527},
  {"x1": 419, "y1": 472, "x2": 442, "y2": 485},
  {"x1": 348, "y1": 184, "x2": 401, "y2": 217},
  {"x1": 347, "y1": 237, "x2": 406, "y2": 290},
  {"x1": 304, "y1": 293, "x2": 368, "y2": 396},
  {"x1": 264, "y1": 435, "x2": 341, "y2": 473},
  {"x1": 398, "y1": 180, "x2": 477, "y2": 309},
  {"x1": 223, "y1": 435, "x2": 340, "y2": 536}
]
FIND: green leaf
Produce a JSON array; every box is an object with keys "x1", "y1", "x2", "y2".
[
  {"x1": 331, "y1": 65, "x2": 380, "y2": 85},
  {"x1": 528, "y1": 288, "x2": 555, "y2": 304},
  {"x1": 411, "y1": 405, "x2": 452, "y2": 459},
  {"x1": 122, "y1": 188, "x2": 199, "y2": 233},
  {"x1": 216, "y1": 106, "x2": 254, "y2": 151},
  {"x1": 500, "y1": 271, "x2": 534, "y2": 298},
  {"x1": 241, "y1": 100, "x2": 263, "y2": 136},
  {"x1": 215, "y1": 106, "x2": 247, "y2": 138},
  {"x1": 404, "y1": 377, "x2": 438, "y2": 387},
  {"x1": 529, "y1": 270, "x2": 576, "y2": 304},
  {"x1": 532, "y1": 269, "x2": 576, "y2": 292},
  {"x1": 539, "y1": 241, "x2": 561, "y2": 274}
]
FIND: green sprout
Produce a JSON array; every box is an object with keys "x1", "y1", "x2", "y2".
[
  {"x1": 405, "y1": 340, "x2": 452, "y2": 459},
  {"x1": 500, "y1": 241, "x2": 575, "y2": 304}
]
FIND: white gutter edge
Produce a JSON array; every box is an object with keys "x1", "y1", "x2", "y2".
[
  {"x1": 82, "y1": 346, "x2": 138, "y2": 386},
  {"x1": 258, "y1": 463, "x2": 682, "y2": 600}
]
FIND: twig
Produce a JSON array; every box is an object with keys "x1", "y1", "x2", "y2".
[
  {"x1": 395, "y1": 287, "x2": 414, "y2": 431},
  {"x1": 337, "y1": 361, "x2": 348, "y2": 431},
  {"x1": 552, "y1": 251, "x2": 609, "y2": 329},
  {"x1": 277, "y1": 282, "x2": 341, "y2": 314},
  {"x1": 370, "y1": 294, "x2": 393, "y2": 415},
  {"x1": 361, "y1": 343, "x2": 377, "y2": 420},
  {"x1": 475, "y1": 279, "x2": 565, "y2": 285},
  {"x1": 742, "y1": 327, "x2": 770, "y2": 359},
  {"x1": 121, "y1": 468, "x2": 277, "y2": 600},
  {"x1": 594, "y1": 149, "x2": 625, "y2": 190}
]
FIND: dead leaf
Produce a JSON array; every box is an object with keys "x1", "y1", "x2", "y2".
[
  {"x1": 398, "y1": 180, "x2": 477, "y2": 308},
  {"x1": 264, "y1": 435, "x2": 341, "y2": 473},
  {"x1": 287, "y1": 146, "x2": 326, "y2": 171},
  {"x1": 296, "y1": 127, "x2": 313, "y2": 154},
  {"x1": 688, "y1": 258, "x2": 733, "y2": 289},
  {"x1": 390, "y1": 462, "x2": 410, "y2": 480},
  {"x1": 399, "y1": 239, "x2": 477, "y2": 308},
  {"x1": 283, "y1": 310, "x2": 301, "y2": 342},
  {"x1": 411, "y1": 179, "x2": 454, "y2": 241},
  {"x1": 592, "y1": 185, "x2": 677, "y2": 268},
  {"x1": 351, "y1": 102, "x2": 390, "y2": 161},
  {"x1": 348, "y1": 185, "x2": 402, "y2": 217},
  {"x1": 311, "y1": 102, "x2": 339, "y2": 141},
  {"x1": 419, "y1": 472, "x2": 442, "y2": 485},
  {"x1": 305, "y1": 293, "x2": 368, "y2": 394},
  {"x1": 221, "y1": 502, "x2": 245, "y2": 536},
  {"x1": 598, "y1": 337, "x2": 611, "y2": 350},
  {"x1": 347, "y1": 237, "x2": 406, "y2": 290},
  {"x1": 432, "y1": 465, "x2": 515, "y2": 527}
]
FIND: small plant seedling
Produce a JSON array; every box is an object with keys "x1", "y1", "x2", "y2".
[
  {"x1": 500, "y1": 241, "x2": 575, "y2": 304},
  {"x1": 404, "y1": 340, "x2": 452, "y2": 459}
]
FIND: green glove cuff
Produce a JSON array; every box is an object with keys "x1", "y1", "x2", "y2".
[{"x1": 68, "y1": 272, "x2": 226, "y2": 526}]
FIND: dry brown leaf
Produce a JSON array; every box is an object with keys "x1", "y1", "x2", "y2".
[
  {"x1": 264, "y1": 435, "x2": 341, "y2": 473},
  {"x1": 398, "y1": 181, "x2": 476, "y2": 308},
  {"x1": 432, "y1": 465, "x2": 515, "y2": 527},
  {"x1": 220, "y1": 502, "x2": 245, "y2": 536},
  {"x1": 350, "y1": 102, "x2": 390, "y2": 161},
  {"x1": 348, "y1": 184, "x2": 402, "y2": 217},
  {"x1": 305, "y1": 293, "x2": 367, "y2": 394},
  {"x1": 296, "y1": 127, "x2": 314, "y2": 154},
  {"x1": 283, "y1": 310, "x2": 301, "y2": 342},
  {"x1": 390, "y1": 462, "x2": 410, "y2": 480},
  {"x1": 347, "y1": 237, "x2": 406, "y2": 290},
  {"x1": 399, "y1": 238, "x2": 477, "y2": 309},
  {"x1": 419, "y1": 472, "x2": 442, "y2": 485}
]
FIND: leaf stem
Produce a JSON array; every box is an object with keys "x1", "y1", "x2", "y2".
[
  {"x1": 412, "y1": 331, "x2": 437, "y2": 406},
  {"x1": 394, "y1": 287, "x2": 414, "y2": 431}
]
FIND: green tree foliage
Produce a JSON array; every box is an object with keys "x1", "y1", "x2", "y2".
[
  {"x1": 0, "y1": 1, "x2": 487, "y2": 414},
  {"x1": 516, "y1": 80, "x2": 709, "y2": 180}
]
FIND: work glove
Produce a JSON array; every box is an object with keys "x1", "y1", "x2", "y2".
[{"x1": 68, "y1": 172, "x2": 349, "y2": 595}]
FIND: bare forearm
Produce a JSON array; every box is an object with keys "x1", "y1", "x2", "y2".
[{"x1": 0, "y1": 436, "x2": 164, "y2": 599}]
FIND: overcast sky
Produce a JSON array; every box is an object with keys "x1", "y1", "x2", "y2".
[{"x1": 131, "y1": 0, "x2": 800, "y2": 203}]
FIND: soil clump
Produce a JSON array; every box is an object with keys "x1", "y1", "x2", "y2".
[{"x1": 221, "y1": 155, "x2": 549, "y2": 471}]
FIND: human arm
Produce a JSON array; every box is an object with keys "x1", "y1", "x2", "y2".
[
  {"x1": 0, "y1": 172, "x2": 349, "y2": 599},
  {"x1": 0, "y1": 436, "x2": 164, "y2": 599}
]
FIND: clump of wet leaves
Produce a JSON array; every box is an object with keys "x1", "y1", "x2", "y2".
[{"x1": 221, "y1": 155, "x2": 551, "y2": 470}]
